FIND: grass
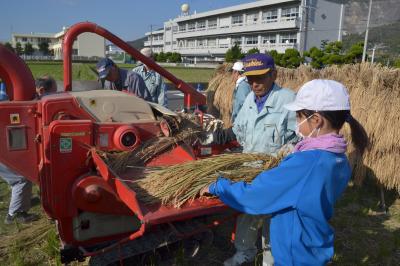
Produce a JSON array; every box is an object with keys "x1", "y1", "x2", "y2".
[
  {"x1": 1, "y1": 176, "x2": 399, "y2": 265},
  {"x1": 26, "y1": 61, "x2": 215, "y2": 83}
]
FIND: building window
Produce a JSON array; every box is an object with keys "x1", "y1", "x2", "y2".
[
  {"x1": 232, "y1": 14, "x2": 243, "y2": 26},
  {"x1": 280, "y1": 33, "x2": 297, "y2": 44},
  {"x1": 187, "y1": 40, "x2": 195, "y2": 47},
  {"x1": 178, "y1": 24, "x2": 186, "y2": 32},
  {"x1": 246, "y1": 13, "x2": 259, "y2": 25},
  {"x1": 208, "y1": 39, "x2": 217, "y2": 47},
  {"x1": 245, "y1": 36, "x2": 258, "y2": 45},
  {"x1": 165, "y1": 42, "x2": 171, "y2": 45},
  {"x1": 22, "y1": 37, "x2": 27, "y2": 42},
  {"x1": 208, "y1": 19, "x2": 217, "y2": 29},
  {"x1": 165, "y1": 27, "x2": 171, "y2": 31},
  {"x1": 188, "y1": 23, "x2": 196, "y2": 31},
  {"x1": 173, "y1": 26, "x2": 178, "y2": 32},
  {"x1": 231, "y1": 37, "x2": 242, "y2": 46},
  {"x1": 262, "y1": 35, "x2": 276, "y2": 44},
  {"x1": 72, "y1": 49, "x2": 78, "y2": 55},
  {"x1": 197, "y1": 39, "x2": 206, "y2": 47},
  {"x1": 262, "y1": 10, "x2": 278, "y2": 23},
  {"x1": 197, "y1": 21, "x2": 206, "y2": 30},
  {"x1": 281, "y1": 7, "x2": 299, "y2": 21}
]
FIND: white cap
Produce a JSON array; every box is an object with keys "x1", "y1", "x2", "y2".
[
  {"x1": 232, "y1": 61, "x2": 244, "y2": 72},
  {"x1": 140, "y1": 47, "x2": 153, "y2": 58},
  {"x1": 284, "y1": 79, "x2": 351, "y2": 111}
]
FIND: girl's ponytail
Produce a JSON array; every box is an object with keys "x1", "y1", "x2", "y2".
[{"x1": 347, "y1": 114, "x2": 369, "y2": 156}]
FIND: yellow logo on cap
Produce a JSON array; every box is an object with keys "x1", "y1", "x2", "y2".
[{"x1": 244, "y1": 59, "x2": 264, "y2": 68}]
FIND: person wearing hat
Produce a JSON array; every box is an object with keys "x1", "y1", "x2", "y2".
[
  {"x1": 132, "y1": 48, "x2": 167, "y2": 107},
  {"x1": 202, "y1": 79, "x2": 369, "y2": 265},
  {"x1": 202, "y1": 53, "x2": 297, "y2": 265},
  {"x1": 96, "y1": 57, "x2": 152, "y2": 101},
  {"x1": 231, "y1": 61, "x2": 251, "y2": 123}
]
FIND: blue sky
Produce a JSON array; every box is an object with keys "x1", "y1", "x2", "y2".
[{"x1": 0, "y1": 0, "x2": 254, "y2": 42}]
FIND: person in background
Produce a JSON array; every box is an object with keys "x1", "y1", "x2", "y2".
[
  {"x1": 133, "y1": 48, "x2": 167, "y2": 107},
  {"x1": 96, "y1": 57, "x2": 152, "y2": 101},
  {"x1": 202, "y1": 53, "x2": 297, "y2": 266},
  {"x1": 203, "y1": 79, "x2": 369, "y2": 265},
  {"x1": 231, "y1": 61, "x2": 251, "y2": 123},
  {"x1": 35, "y1": 75, "x2": 57, "y2": 99}
]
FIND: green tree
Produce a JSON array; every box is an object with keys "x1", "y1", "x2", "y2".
[
  {"x1": 267, "y1": 50, "x2": 283, "y2": 66},
  {"x1": 156, "y1": 52, "x2": 167, "y2": 62},
  {"x1": 394, "y1": 58, "x2": 400, "y2": 68},
  {"x1": 24, "y1": 42, "x2": 34, "y2": 55},
  {"x1": 169, "y1": 52, "x2": 182, "y2": 63},
  {"x1": 246, "y1": 47, "x2": 260, "y2": 55},
  {"x1": 225, "y1": 44, "x2": 244, "y2": 62},
  {"x1": 344, "y1": 42, "x2": 363, "y2": 63},
  {"x1": 15, "y1": 42, "x2": 23, "y2": 55},
  {"x1": 304, "y1": 47, "x2": 325, "y2": 68},
  {"x1": 280, "y1": 48, "x2": 303, "y2": 68},
  {"x1": 38, "y1": 42, "x2": 50, "y2": 55},
  {"x1": 4, "y1": 42, "x2": 14, "y2": 52}
]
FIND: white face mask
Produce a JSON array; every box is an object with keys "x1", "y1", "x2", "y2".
[{"x1": 295, "y1": 114, "x2": 320, "y2": 139}]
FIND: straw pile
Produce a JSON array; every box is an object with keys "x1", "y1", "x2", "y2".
[
  {"x1": 209, "y1": 63, "x2": 400, "y2": 190},
  {"x1": 206, "y1": 63, "x2": 235, "y2": 128},
  {"x1": 133, "y1": 153, "x2": 281, "y2": 207}
]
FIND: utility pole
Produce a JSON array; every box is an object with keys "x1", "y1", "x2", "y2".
[
  {"x1": 362, "y1": 0, "x2": 373, "y2": 62},
  {"x1": 371, "y1": 45, "x2": 376, "y2": 64},
  {"x1": 150, "y1": 24, "x2": 153, "y2": 52}
]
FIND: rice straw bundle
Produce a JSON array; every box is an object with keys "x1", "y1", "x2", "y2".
[
  {"x1": 134, "y1": 153, "x2": 281, "y2": 208},
  {"x1": 206, "y1": 63, "x2": 235, "y2": 128},
  {"x1": 209, "y1": 63, "x2": 400, "y2": 190}
]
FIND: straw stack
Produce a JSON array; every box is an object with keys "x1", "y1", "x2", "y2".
[
  {"x1": 206, "y1": 63, "x2": 235, "y2": 128},
  {"x1": 209, "y1": 63, "x2": 400, "y2": 190}
]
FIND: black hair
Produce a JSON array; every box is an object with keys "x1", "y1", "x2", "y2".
[
  {"x1": 298, "y1": 109, "x2": 369, "y2": 156},
  {"x1": 35, "y1": 76, "x2": 56, "y2": 93}
]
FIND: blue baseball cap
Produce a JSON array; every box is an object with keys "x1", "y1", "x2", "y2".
[
  {"x1": 96, "y1": 58, "x2": 115, "y2": 79},
  {"x1": 243, "y1": 53, "x2": 275, "y2": 76}
]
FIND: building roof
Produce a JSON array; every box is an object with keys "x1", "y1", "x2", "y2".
[{"x1": 173, "y1": 0, "x2": 299, "y2": 22}]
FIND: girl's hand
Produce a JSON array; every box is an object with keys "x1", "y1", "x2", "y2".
[{"x1": 200, "y1": 185, "x2": 210, "y2": 196}]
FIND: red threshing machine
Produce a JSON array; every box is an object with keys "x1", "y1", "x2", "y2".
[{"x1": 0, "y1": 22, "x2": 235, "y2": 265}]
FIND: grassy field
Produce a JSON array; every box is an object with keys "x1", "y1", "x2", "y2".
[
  {"x1": 1, "y1": 178, "x2": 399, "y2": 265},
  {"x1": 26, "y1": 61, "x2": 215, "y2": 83}
]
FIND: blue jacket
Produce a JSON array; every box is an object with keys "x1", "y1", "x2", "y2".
[
  {"x1": 209, "y1": 150, "x2": 351, "y2": 266},
  {"x1": 133, "y1": 65, "x2": 167, "y2": 107},
  {"x1": 232, "y1": 83, "x2": 297, "y2": 155},
  {"x1": 231, "y1": 77, "x2": 251, "y2": 123}
]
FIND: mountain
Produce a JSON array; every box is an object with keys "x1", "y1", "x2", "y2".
[
  {"x1": 343, "y1": 0, "x2": 400, "y2": 34},
  {"x1": 127, "y1": 36, "x2": 147, "y2": 50}
]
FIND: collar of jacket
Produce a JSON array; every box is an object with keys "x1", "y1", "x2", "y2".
[
  {"x1": 249, "y1": 83, "x2": 281, "y2": 115},
  {"x1": 236, "y1": 76, "x2": 247, "y2": 87}
]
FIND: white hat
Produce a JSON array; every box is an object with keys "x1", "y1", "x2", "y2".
[
  {"x1": 284, "y1": 79, "x2": 350, "y2": 111},
  {"x1": 140, "y1": 47, "x2": 153, "y2": 58},
  {"x1": 232, "y1": 61, "x2": 244, "y2": 72}
]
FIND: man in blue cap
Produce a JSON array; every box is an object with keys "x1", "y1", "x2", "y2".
[
  {"x1": 203, "y1": 53, "x2": 297, "y2": 265},
  {"x1": 96, "y1": 58, "x2": 152, "y2": 101}
]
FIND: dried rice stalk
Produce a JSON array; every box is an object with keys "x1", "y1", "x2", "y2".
[
  {"x1": 101, "y1": 113, "x2": 205, "y2": 173},
  {"x1": 134, "y1": 153, "x2": 281, "y2": 208},
  {"x1": 210, "y1": 63, "x2": 400, "y2": 190}
]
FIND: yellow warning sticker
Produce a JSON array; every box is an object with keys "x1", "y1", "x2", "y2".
[{"x1": 10, "y1": 114, "x2": 20, "y2": 124}]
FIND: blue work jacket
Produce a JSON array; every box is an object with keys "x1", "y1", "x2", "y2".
[
  {"x1": 133, "y1": 65, "x2": 167, "y2": 107},
  {"x1": 231, "y1": 77, "x2": 251, "y2": 123},
  {"x1": 210, "y1": 149, "x2": 351, "y2": 265},
  {"x1": 232, "y1": 83, "x2": 297, "y2": 154}
]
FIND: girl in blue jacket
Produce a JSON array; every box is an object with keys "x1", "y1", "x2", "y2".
[{"x1": 203, "y1": 79, "x2": 369, "y2": 266}]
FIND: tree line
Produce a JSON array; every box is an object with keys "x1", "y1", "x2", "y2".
[
  {"x1": 225, "y1": 41, "x2": 400, "y2": 69},
  {"x1": 3, "y1": 41, "x2": 52, "y2": 56}
]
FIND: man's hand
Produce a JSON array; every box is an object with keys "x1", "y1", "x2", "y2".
[{"x1": 199, "y1": 133, "x2": 214, "y2": 145}]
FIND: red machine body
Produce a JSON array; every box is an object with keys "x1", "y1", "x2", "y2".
[{"x1": 0, "y1": 22, "x2": 233, "y2": 264}]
